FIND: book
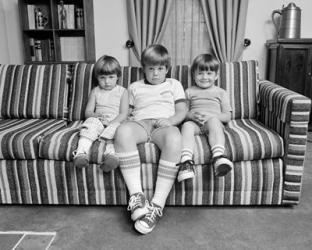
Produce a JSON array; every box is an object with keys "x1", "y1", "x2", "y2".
[
  {"x1": 34, "y1": 40, "x2": 42, "y2": 61},
  {"x1": 67, "y1": 4, "x2": 75, "y2": 29},
  {"x1": 27, "y1": 5, "x2": 36, "y2": 29},
  {"x1": 60, "y1": 37, "x2": 85, "y2": 61},
  {"x1": 29, "y1": 38, "x2": 35, "y2": 61}
]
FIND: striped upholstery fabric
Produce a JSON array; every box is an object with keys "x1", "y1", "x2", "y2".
[
  {"x1": 169, "y1": 61, "x2": 259, "y2": 119},
  {"x1": 68, "y1": 63, "x2": 144, "y2": 121},
  {"x1": 68, "y1": 61, "x2": 258, "y2": 121},
  {"x1": 38, "y1": 118, "x2": 283, "y2": 164},
  {"x1": 39, "y1": 121, "x2": 116, "y2": 164},
  {"x1": 0, "y1": 64, "x2": 68, "y2": 119},
  {"x1": 258, "y1": 80, "x2": 311, "y2": 204},
  {"x1": 0, "y1": 159, "x2": 283, "y2": 205},
  {"x1": 0, "y1": 119, "x2": 67, "y2": 160}
]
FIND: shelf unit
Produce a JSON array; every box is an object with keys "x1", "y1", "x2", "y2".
[
  {"x1": 266, "y1": 38, "x2": 312, "y2": 125},
  {"x1": 18, "y1": 0, "x2": 95, "y2": 63}
]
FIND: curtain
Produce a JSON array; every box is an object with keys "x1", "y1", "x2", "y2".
[
  {"x1": 161, "y1": 0, "x2": 211, "y2": 66},
  {"x1": 126, "y1": 0, "x2": 173, "y2": 66},
  {"x1": 200, "y1": 0, "x2": 249, "y2": 62}
]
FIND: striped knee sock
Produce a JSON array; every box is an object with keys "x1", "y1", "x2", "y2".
[
  {"x1": 211, "y1": 144, "x2": 225, "y2": 158},
  {"x1": 180, "y1": 148, "x2": 193, "y2": 163},
  {"x1": 151, "y1": 159, "x2": 179, "y2": 208},
  {"x1": 116, "y1": 150, "x2": 142, "y2": 196}
]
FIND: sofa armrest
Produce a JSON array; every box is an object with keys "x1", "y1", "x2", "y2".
[{"x1": 258, "y1": 80, "x2": 311, "y2": 204}]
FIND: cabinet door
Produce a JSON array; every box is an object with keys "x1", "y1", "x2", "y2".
[{"x1": 277, "y1": 44, "x2": 312, "y2": 97}]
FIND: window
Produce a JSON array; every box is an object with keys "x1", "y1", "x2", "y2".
[{"x1": 161, "y1": 0, "x2": 211, "y2": 65}]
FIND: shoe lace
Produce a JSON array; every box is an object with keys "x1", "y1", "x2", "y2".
[
  {"x1": 145, "y1": 204, "x2": 163, "y2": 223},
  {"x1": 127, "y1": 194, "x2": 143, "y2": 211},
  {"x1": 176, "y1": 160, "x2": 195, "y2": 171}
]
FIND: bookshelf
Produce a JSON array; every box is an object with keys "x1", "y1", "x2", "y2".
[{"x1": 18, "y1": 0, "x2": 95, "y2": 63}]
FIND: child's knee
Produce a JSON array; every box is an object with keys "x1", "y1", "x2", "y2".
[
  {"x1": 181, "y1": 121, "x2": 197, "y2": 133},
  {"x1": 163, "y1": 127, "x2": 182, "y2": 147},
  {"x1": 114, "y1": 123, "x2": 134, "y2": 142},
  {"x1": 204, "y1": 117, "x2": 222, "y2": 130}
]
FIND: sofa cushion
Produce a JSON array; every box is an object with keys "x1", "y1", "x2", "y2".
[
  {"x1": 0, "y1": 119, "x2": 67, "y2": 160},
  {"x1": 39, "y1": 118, "x2": 283, "y2": 164},
  {"x1": 39, "y1": 121, "x2": 112, "y2": 163},
  {"x1": 68, "y1": 63, "x2": 143, "y2": 121},
  {"x1": 68, "y1": 61, "x2": 258, "y2": 121},
  {"x1": 135, "y1": 119, "x2": 283, "y2": 164},
  {"x1": 0, "y1": 64, "x2": 68, "y2": 119}
]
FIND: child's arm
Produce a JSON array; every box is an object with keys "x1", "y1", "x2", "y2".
[
  {"x1": 108, "y1": 90, "x2": 129, "y2": 124},
  {"x1": 156, "y1": 101, "x2": 187, "y2": 127},
  {"x1": 85, "y1": 89, "x2": 99, "y2": 118}
]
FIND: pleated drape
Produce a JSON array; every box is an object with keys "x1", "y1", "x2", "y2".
[
  {"x1": 126, "y1": 0, "x2": 173, "y2": 66},
  {"x1": 200, "y1": 0, "x2": 249, "y2": 62}
]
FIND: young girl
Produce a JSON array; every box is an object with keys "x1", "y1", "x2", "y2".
[
  {"x1": 114, "y1": 44, "x2": 187, "y2": 234},
  {"x1": 73, "y1": 55, "x2": 128, "y2": 171},
  {"x1": 177, "y1": 53, "x2": 233, "y2": 182}
]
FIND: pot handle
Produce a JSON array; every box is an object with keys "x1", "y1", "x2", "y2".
[{"x1": 272, "y1": 9, "x2": 282, "y2": 36}]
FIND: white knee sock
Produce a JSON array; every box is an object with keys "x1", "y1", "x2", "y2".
[
  {"x1": 116, "y1": 150, "x2": 142, "y2": 196},
  {"x1": 151, "y1": 159, "x2": 179, "y2": 208},
  {"x1": 76, "y1": 137, "x2": 93, "y2": 155},
  {"x1": 211, "y1": 144, "x2": 225, "y2": 158},
  {"x1": 180, "y1": 148, "x2": 193, "y2": 163}
]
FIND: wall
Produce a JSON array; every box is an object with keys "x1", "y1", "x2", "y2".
[
  {"x1": 93, "y1": 0, "x2": 129, "y2": 65},
  {"x1": 1, "y1": 0, "x2": 312, "y2": 80},
  {"x1": 243, "y1": 0, "x2": 312, "y2": 79}
]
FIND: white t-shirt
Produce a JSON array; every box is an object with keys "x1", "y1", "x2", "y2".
[
  {"x1": 94, "y1": 85, "x2": 126, "y2": 121},
  {"x1": 128, "y1": 78, "x2": 186, "y2": 121}
]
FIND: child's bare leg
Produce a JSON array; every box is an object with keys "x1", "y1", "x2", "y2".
[
  {"x1": 114, "y1": 122, "x2": 148, "y2": 194},
  {"x1": 74, "y1": 117, "x2": 104, "y2": 168},
  {"x1": 149, "y1": 126, "x2": 182, "y2": 208},
  {"x1": 177, "y1": 121, "x2": 200, "y2": 182},
  {"x1": 114, "y1": 122, "x2": 149, "y2": 221},
  {"x1": 181, "y1": 121, "x2": 200, "y2": 161},
  {"x1": 203, "y1": 117, "x2": 232, "y2": 176},
  {"x1": 204, "y1": 117, "x2": 225, "y2": 152},
  {"x1": 134, "y1": 126, "x2": 181, "y2": 234}
]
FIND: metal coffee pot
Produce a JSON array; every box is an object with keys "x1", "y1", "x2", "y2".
[{"x1": 272, "y1": 2, "x2": 301, "y2": 39}]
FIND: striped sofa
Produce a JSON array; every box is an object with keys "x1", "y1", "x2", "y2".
[{"x1": 0, "y1": 61, "x2": 310, "y2": 206}]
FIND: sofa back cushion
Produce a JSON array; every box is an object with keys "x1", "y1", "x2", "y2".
[
  {"x1": 69, "y1": 60, "x2": 258, "y2": 121},
  {"x1": 69, "y1": 63, "x2": 144, "y2": 121},
  {"x1": 0, "y1": 64, "x2": 68, "y2": 119}
]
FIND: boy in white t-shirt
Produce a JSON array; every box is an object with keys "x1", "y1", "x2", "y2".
[
  {"x1": 177, "y1": 53, "x2": 233, "y2": 182},
  {"x1": 114, "y1": 44, "x2": 187, "y2": 234}
]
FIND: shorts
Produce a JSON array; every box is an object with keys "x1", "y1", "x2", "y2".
[{"x1": 133, "y1": 119, "x2": 167, "y2": 142}]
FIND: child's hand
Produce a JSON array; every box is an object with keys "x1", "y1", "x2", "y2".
[
  {"x1": 98, "y1": 116, "x2": 109, "y2": 126},
  {"x1": 155, "y1": 118, "x2": 171, "y2": 128},
  {"x1": 194, "y1": 112, "x2": 207, "y2": 124}
]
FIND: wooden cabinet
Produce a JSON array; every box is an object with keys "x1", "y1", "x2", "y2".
[
  {"x1": 266, "y1": 39, "x2": 312, "y2": 125},
  {"x1": 18, "y1": 0, "x2": 95, "y2": 63}
]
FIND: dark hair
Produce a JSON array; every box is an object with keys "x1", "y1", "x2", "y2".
[
  {"x1": 93, "y1": 55, "x2": 122, "y2": 78},
  {"x1": 141, "y1": 44, "x2": 171, "y2": 69},
  {"x1": 191, "y1": 54, "x2": 219, "y2": 80}
]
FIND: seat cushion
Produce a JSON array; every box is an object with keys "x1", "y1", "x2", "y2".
[
  {"x1": 39, "y1": 121, "x2": 112, "y2": 163},
  {"x1": 137, "y1": 118, "x2": 284, "y2": 164},
  {"x1": 39, "y1": 118, "x2": 284, "y2": 165},
  {"x1": 0, "y1": 119, "x2": 67, "y2": 160},
  {"x1": 224, "y1": 119, "x2": 284, "y2": 161}
]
